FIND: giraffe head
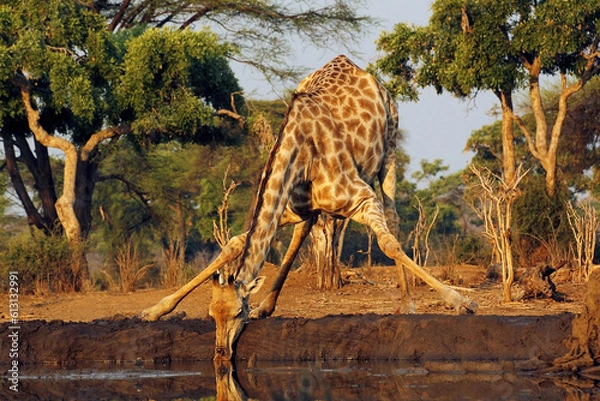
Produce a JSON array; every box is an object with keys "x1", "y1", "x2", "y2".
[{"x1": 209, "y1": 272, "x2": 265, "y2": 360}]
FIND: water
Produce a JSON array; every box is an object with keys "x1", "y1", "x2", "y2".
[{"x1": 5, "y1": 360, "x2": 600, "y2": 400}]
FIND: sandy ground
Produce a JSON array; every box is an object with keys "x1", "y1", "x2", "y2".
[{"x1": 1, "y1": 263, "x2": 586, "y2": 323}]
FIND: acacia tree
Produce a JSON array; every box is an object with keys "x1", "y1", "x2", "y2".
[
  {"x1": 373, "y1": 0, "x2": 600, "y2": 196},
  {"x1": 0, "y1": 0, "x2": 240, "y2": 288},
  {"x1": 95, "y1": 0, "x2": 371, "y2": 83}
]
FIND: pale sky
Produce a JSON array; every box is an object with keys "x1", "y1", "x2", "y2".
[{"x1": 231, "y1": 1, "x2": 499, "y2": 177}]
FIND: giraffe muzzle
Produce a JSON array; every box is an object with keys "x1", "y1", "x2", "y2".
[{"x1": 214, "y1": 346, "x2": 231, "y2": 361}]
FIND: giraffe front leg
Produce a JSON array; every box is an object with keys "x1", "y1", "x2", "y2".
[
  {"x1": 250, "y1": 217, "x2": 315, "y2": 319},
  {"x1": 140, "y1": 234, "x2": 247, "y2": 321},
  {"x1": 396, "y1": 259, "x2": 416, "y2": 314}
]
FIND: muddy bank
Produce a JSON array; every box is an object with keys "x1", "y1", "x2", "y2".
[{"x1": 1, "y1": 313, "x2": 573, "y2": 365}]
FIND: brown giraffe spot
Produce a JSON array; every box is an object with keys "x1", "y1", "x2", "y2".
[
  {"x1": 353, "y1": 138, "x2": 366, "y2": 155},
  {"x1": 358, "y1": 98, "x2": 376, "y2": 114},
  {"x1": 362, "y1": 87, "x2": 376, "y2": 100},
  {"x1": 355, "y1": 123, "x2": 367, "y2": 139},
  {"x1": 357, "y1": 77, "x2": 370, "y2": 90}
]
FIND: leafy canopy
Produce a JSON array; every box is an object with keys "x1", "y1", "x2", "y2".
[
  {"x1": 0, "y1": 0, "x2": 242, "y2": 145},
  {"x1": 118, "y1": 27, "x2": 240, "y2": 140},
  {"x1": 373, "y1": 0, "x2": 600, "y2": 100}
]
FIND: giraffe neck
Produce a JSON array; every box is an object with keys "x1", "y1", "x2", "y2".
[{"x1": 235, "y1": 95, "x2": 305, "y2": 284}]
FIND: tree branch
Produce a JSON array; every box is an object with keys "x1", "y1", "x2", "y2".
[
  {"x1": 215, "y1": 109, "x2": 245, "y2": 128},
  {"x1": 97, "y1": 173, "x2": 154, "y2": 212},
  {"x1": 510, "y1": 111, "x2": 543, "y2": 161},
  {"x1": 179, "y1": 5, "x2": 213, "y2": 29},
  {"x1": 81, "y1": 124, "x2": 132, "y2": 161},
  {"x1": 109, "y1": 0, "x2": 131, "y2": 32}
]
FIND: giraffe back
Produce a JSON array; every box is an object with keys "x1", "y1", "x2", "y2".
[{"x1": 295, "y1": 55, "x2": 398, "y2": 184}]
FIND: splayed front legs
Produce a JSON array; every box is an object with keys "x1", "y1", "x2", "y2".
[{"x1": 140, "y1": 234, "x2": 247, "y2": 321}]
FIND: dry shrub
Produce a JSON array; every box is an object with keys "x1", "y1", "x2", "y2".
[{"x1": 114, "y1": 241, "x2": 153, "y2": 292}]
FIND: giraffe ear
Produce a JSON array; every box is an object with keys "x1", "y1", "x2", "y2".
[{"x1": 240, "y1": 276, "x2": 266, "y2": 297}]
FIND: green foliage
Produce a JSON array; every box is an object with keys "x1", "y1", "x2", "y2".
[
  {"x1": 411, "y1": 159, "x2": 449, "y2": 185},
  {"x1": 453, "y1": 234, "x2": 491, "y2": 266},
  {"x1": 91, "y1": 137, "x2": 266, "y2": 273},
  {"x1": 511, "y1": 177, "x2": 573, "y2": 264},
  {"x1": 374, "y1": 0, "x2": 600, "y2": 98},
  {"x1": 118, "y1": 28, "x2": 241, "y2": 140},
  {"x1": 0, "y1": 231, "x2": 77, "y2": 293},
  {"x1": 0, "y1": 0, "x2": 112, "y2": 133},
  {"x1": 0, "y1": 0, "x2": 242, "y2": 144}
]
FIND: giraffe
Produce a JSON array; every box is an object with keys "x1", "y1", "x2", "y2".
[{"x1": 141, "y1": 55, "x2": 478, "y2": 360}]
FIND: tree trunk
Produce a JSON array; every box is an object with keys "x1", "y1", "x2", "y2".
[
  {"x1": 498, "y1": 90, "x2": 516, "y2": 187},
  {"x1": 2, "y1": 133, "x2": 55, "y2": 233},
  {"x1": 502, "y1": 229, "x2": 515, "y2": 302},
  {"x1": 75, "y1": 158, "x2": 99, "y2": 238},
  {"x1": 310, "y1": 214, "x2": 342, "y2": 290},
  {"x1": 20, "y1": 87, "x2": 87, "y2": 289}
]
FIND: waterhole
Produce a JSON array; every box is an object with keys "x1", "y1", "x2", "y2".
[{"x1": 6, "y1": 360, "x2": 599, "y2": 400}]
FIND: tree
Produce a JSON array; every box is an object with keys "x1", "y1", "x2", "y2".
[
  {"x1": 0, "y1": 0, "x2": 241, "y2": 288},
  {"x1": 95, "y1": 0, "x2": 372, "y2": 83},
  {"x1": 372, "y1": 1, "x2": 520, "y2": 187},
  {"x1": 466, "y1": 78, "x2": 600, "y2": 266},
  {"x1": 468, "y1": 164, "x2": 528, "y2": 301},
  {"x1": 373, "y1": 0, "x2": 600, "y2": 196}
]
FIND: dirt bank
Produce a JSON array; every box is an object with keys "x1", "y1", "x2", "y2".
[{"x1": 0, "y1": 313, "x2": 574, "y2": 365}]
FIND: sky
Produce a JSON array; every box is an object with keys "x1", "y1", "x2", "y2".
[{"x1": 231, "y1": 1, "x2": 499, "y2": 177}]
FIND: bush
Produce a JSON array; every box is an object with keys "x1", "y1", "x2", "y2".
[
  {"x1": 454, "y1": 234, "x2": 491, "y2": 266},
  {"x1": 512, "y1": 179, "x2": 572, "y2": 266},
  {"x1": 0, "y1": 232, "x2": 77, "y2": 294}
]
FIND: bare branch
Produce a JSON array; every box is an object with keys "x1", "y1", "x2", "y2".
[
  {"x1": 81, "y1": 124, "x2": 131, "y2": 161},
  {"x1": 213, "y1": 166, "x2": 239, "y2": 249},
  {"x1": 511, "y1": 111, "x2": 543, "y2": 160}
]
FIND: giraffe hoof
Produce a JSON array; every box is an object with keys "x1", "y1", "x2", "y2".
[
  {"x1": 139, "y1": 309, "x2": 157, "y2": 322},
  {"x1": 457, "y1": 300, "x2": 478, "y2": 315},
  {"x1": 249, "y1": 307, "x2": 270, "y2": 319}
]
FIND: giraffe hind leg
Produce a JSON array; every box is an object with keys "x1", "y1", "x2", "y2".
[{"x1": 349, "y1": 189, "x2": 478, "y2": 314}]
